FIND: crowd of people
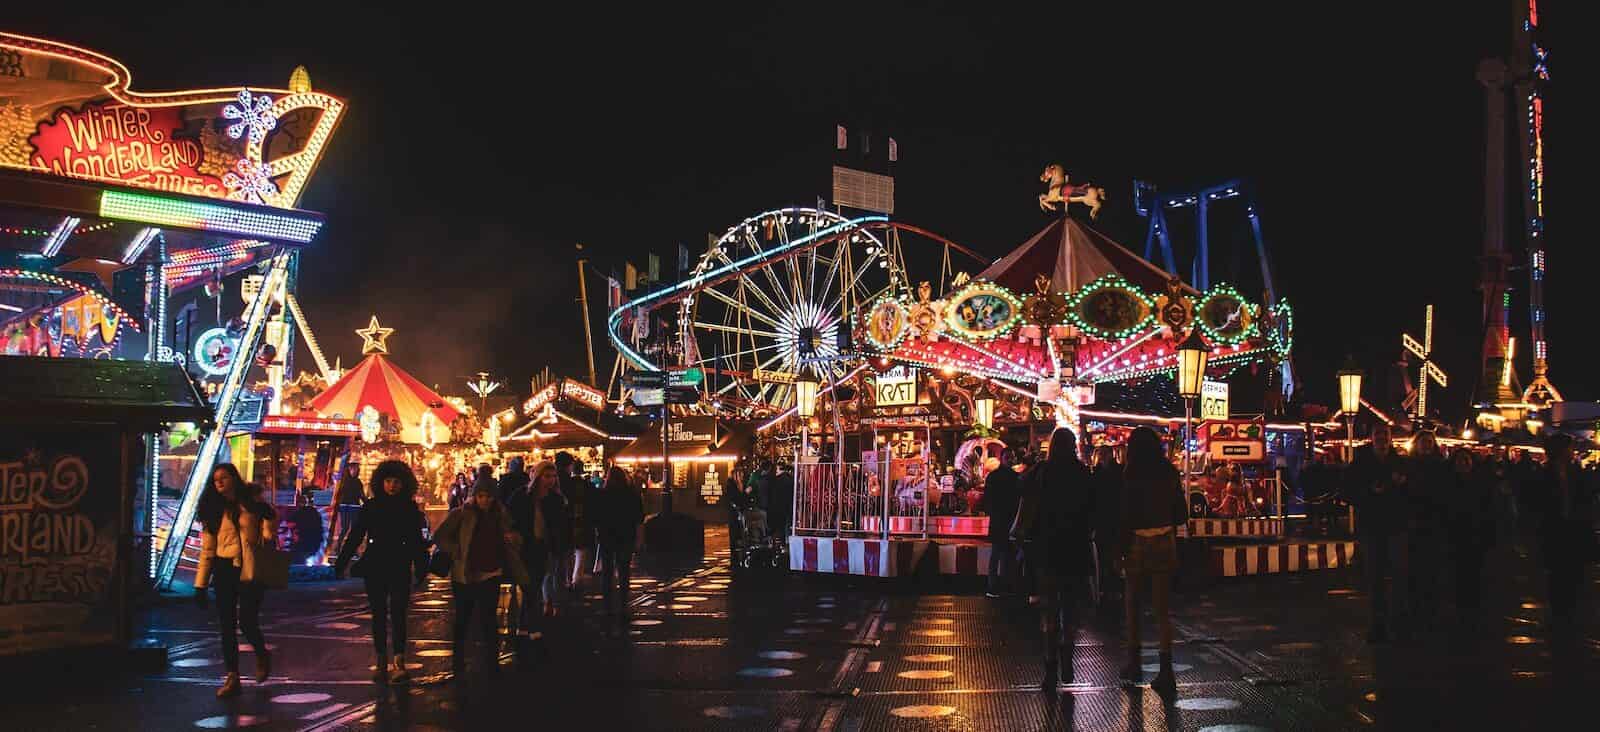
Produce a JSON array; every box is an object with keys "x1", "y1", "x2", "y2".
[
  {"x1": 186, "y1": 426, "x2": 1593, "y2": 700},
  {"x1": 190, "y1": 451, "x2": 648, "y2": 697},
  {"x1": 1349, "y1": 423, "x2": 1596, "y2": 642}
]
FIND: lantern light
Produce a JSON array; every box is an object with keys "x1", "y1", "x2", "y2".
[
  {"x1": 1175, "y1": 329, "x2": 1210, "y2": 398},
  {"x1": 1337, "y1": 355, "x2": 1364, "y2": 416},
  {"x1": 795, "y1": 378, "x2": 819, "y2": 418}
]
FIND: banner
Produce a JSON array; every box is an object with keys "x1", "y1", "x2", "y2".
[{"x1": 0, "y1": 427, "x2": 122, "y2": 656}]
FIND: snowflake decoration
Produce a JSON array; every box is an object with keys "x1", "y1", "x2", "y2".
[
  {"x1": 223, "y1": 158, "x2": 278, "y2": 203},
  {"x1": 223, "y1": 90, "x2": 277, "y2": 145}
]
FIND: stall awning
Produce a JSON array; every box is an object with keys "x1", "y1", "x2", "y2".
[{"x1": 0, "y1": 356, "x2": 209, "y2": 426}]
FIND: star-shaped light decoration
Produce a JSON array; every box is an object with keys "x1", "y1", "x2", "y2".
[{"x1": 356, "y1": 315, "x2": 394, "y2": 354}]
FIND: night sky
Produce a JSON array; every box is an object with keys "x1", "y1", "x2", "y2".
[{"x1": 8, "y1": 3, "x2": 1594, "y2": 419}]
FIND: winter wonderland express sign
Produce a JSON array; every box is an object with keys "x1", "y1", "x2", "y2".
[
  {"x1": 0, "y1": 427, "x2": 120, "y2": 656},
  {"x1": 28, "y1": 101, "x2": 225, "y2": 197}
]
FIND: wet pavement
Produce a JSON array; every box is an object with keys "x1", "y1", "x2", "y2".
[{"x1": 10, "y1": 528, "x2": 1597, "y2": 731}]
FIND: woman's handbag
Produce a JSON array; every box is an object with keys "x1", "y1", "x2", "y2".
[
  {"x1": 428, "y1": 548, "x2": 453, "y2": 578},
  {"x1": 255, "y1": 546, "x2": 291, "y2": 590}
]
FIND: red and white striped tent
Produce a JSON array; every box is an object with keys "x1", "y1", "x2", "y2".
[{"x1": 309, "y1": 353, "x2": 459, "y2": 444}]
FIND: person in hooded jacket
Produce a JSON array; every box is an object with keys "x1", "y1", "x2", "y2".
[
  {"x1": 1117, "y1": 426, "x2": 1189, "y2": 694},
  {"x1": 1348, "y1": 422, "x2": 1411, "y2": 642},
  {"x1": 1017, "y1": 428, "x2": 1094, "y2": 690},
  {"x1": 335, "y1": 460, "x2": 429, "y2": 683},
  {"x1": 433, "y1": 478, "x2": 530, "y2": 672},
  {"x1": 498, "y1": 456, "x2": 530, "y2": 505},
  {"x1": 510, "y1": 461, "x2": 570, "y2": 622}
]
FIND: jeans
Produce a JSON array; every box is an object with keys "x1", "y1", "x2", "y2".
[
  {"x1": 363, "y1": 574, "x2": 410, "y2": 656},
  {"x1": 1360, "y1": 531, "x2": 1409, "y2": 630},
  {"x1": 451, "y1": 579, "x2": 501, "y2": 666},
  {"x1": 1124, "y1": 568, "x2": 1173, "y2": 661},
  {"x1": 336, "y1": 505, "x2": 361, "y2": 547},
  {"x1": 987, "y1": 538, "x2": 1017, "y2": 595},
  {"x1": 1035, "y1": 568, "x2": 1080, "y2": 659},
  {"x1": 600, "y1": 544, "x2": 634, "y2": 612},
  {"x1": 212, "y1": 562, "x2": 267, "y2": 674}
]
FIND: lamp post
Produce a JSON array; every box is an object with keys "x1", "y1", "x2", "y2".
[
  {"x1": 1337, "y1": 356, "x2": 1364, "y2": 463},
  {"x1": 796, "y1": 378, "x2": 818, "y2": 459},
  {"x1": 1175, "y1": 329, "x2": 1210, "y2": 490}
]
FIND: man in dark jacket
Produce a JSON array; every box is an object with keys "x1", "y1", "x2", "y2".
[
  {"x1": 767, "y1": 463, "x2": 794, "y2": 540},
  {"x1": 498, "y1": 457, "x2": 530, "y2": 505},
  {"x1": 1348, "y1": 422, "x2": 1411, "y2": 642},
  {"x1": 554, "y1": 452, "x2": 590, "y2": 590},
  {"x1": 977, "y1": 448, "x2": 1023, "y2": 598},
  {"x1": 1090, "y1": 445, "x2": 1125, "y2": 619},
  {"x1": 334, "y1": 463, "x2": 365, "y2": 548}
]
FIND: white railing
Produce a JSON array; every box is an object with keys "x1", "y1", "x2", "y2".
[{"x1": 791, "y1": 457, "x2": 934, "y2": 539}]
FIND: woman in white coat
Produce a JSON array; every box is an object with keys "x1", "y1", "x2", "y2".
[{"x1": 193, "y1": 463, "x2": 278, "y2": 698}]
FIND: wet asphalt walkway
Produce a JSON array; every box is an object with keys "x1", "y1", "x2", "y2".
[{"x1": 9, "y1": 527, "x2": 1597, "y2": 731}]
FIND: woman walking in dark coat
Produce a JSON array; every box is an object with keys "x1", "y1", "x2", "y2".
[
  {"x1": 595, "y1": 466, "x2": 645, "y2": 623},
  {"x1": 510, "y1": 461, "x2": 570, "y2": 620},
  {"x1": 1118, "y1": 426, "x2": 1189, "y2": 693},
  {"x1": 194, "y1": 464, "x2": 278, "y2": 698},
  {"x1": 1018, "y1": 428, "x2": 1095, "y2": 690},
  {"x1": 335, "y1": 460, "x2": 429, "y2": 683},
  {"x1": 1444, "y1": 450, "x2": 1494, "y2": 631}
]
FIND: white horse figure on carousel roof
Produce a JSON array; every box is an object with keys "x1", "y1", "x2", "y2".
[{"x1": 1038, "y1": 164, "x2": 1108, "y2": 220}]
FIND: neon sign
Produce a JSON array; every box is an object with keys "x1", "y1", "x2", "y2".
[{"x1": 28, "y1": 101, "x2": 224, "y2": 197}]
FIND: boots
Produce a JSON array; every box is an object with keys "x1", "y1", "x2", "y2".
[
  {"x1": 1058, "y1": 646, "x2": 1074, "y2": 684},
  {"x1": 390, "y1": 654, "x2": 410, "y2": 683},
  {"x1": 216, "y1": 672, "x2": 241, "y2": 698},
  {"x1": 373, "y1": 653, "x2": 389, "y2": 683},
  {"x1": 253, "y1": 650, "x2": 271, "y2": 682},
  {"x1": 1151, "y1": 652, "x2": 1176, "y2": 694},
  {"x1": 1119, "y1": 647, "x2": 1143, "y2": 685},
  {"x1": 1041, "y1": 653, "x2": 1059, "y2": 691}
]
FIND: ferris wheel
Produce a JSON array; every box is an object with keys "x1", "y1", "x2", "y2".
[
  {"x1": 662, "y1": 207, "x2": 987, "y2": 418},
  {"x1": 672, "y1": 208, "x2": 885, "y2": 417}
]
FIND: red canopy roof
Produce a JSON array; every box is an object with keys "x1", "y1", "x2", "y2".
[
  {"x1": 309, "y1": 353, "x2": 459, "y2": 425},
  {"x1": 977, "y1": 218, "x2": 1193, "y2": 296}
]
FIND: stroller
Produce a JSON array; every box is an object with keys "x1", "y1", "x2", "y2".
[{"x1": 731, "y1": 506, "x2": 786, "y2": 571}]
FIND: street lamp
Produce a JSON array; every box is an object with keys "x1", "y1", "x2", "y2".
[
  {"x1": 1175, "y1": 329, "x2": 1210, "y2": 487},
  {"x1": 795, "y1": 378, "x2": 818, "y2": 458},
  {"x1": 1337, "y1": 356, "x2": 1364, "y2": 463},
  {"x1": 973, "y1": 381, "x2": 995, "y2": 430}
]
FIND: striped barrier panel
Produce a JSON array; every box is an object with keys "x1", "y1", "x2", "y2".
[
  {"x1": 1180, "y1": 518, "x2": 1285, "y2": 539},
  {"x1": 1211, "y1": 541, "x2": 1358, "y2": 577},
  {"x1": 859, "y1": 515, "x2": 990, "y2": 537},
  {"x1": 934, "y1": 542, "x2": 993, "y2": 576},
  {"x1": 789, "y1": 536, "x2": 926, "y2": 577}
]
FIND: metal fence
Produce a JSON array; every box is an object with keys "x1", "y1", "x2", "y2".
[{"x1": 792, "y1": 458, "x2": 933, "y2": 539}]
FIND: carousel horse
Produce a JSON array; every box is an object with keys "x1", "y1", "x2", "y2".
[{"x1": 1038, "y1": 164, "x2": 1107, "y2": 219}]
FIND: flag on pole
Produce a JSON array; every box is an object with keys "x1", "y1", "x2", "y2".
[
  {"x1": 889, "y1": 137, "x2": 898, "y2": 162},
  {"x1": 817, "y1": 195, "x2": 827, "y2": 211},
  {"x1": 647, "y1": 253, "x2": 660, "y2": 283},
  {"x1": 836, "y1": 125, "x2": 847, "y2": 150},
  {"x1": 861, "y1": 131, "x2": 869, "y2": 156},
  {"x1": 624, "y1": 262, "x2": 638, "y2": 290},
  {"x1": 632, "y1": 306, "x2": 649, "y2": 342},
  {"x1": 606, "y1": 277, "x2": 622, "y2": 309},
  {"x1": 677, "y1": 243, "x2": 690, "y2": 279}
]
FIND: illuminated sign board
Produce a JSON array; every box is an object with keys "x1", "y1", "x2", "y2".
[
  {"x1": 29, "y1": 101, "x2": 226, "y2": 197},
  {"x1": 875, "y1": 367, "x2": 919, "y2": 407},
  {"x1": 1200, "y1": 380, "x2": 1229, "y2": 421},
  {"x1": 753, "y1": 368, "x2": 797, "y2": 383}
]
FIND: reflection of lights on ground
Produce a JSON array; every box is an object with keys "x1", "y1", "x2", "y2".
[
  {"x1": 1520, "y1": 602, "x2": 1542, "y2": 609},
  {"x1": 1176, "y1": 698, "x2": 1242, "y2": 711},
  {"x1": 890, "y1": 705, "x2": 956, "y2": 719},
  {"x1": 736, "y1": 667, "x2": 794, "y2": 678},
  {"x1": 416, "y1": 649, "x2": 452, "y2": 657},
  {"x1": 915, "y1": 618, "x2": 954, "y2": 625},
  {"x1": 1507, "y1": 635, "x2": 1540, "y2": 644},
  {"x1": 759, "y1": 650, "x2": 807, "y2": 660},
  {"x1": 905, "y1": 654, "x2": 954, "y2": 662},
  {"x1": 911, "y1": 628, "x2": 954, "y2": 637},
  {"x1": 271, "y1": 692, "x2": 333, "y2": 704},
  {"x1": 897, "y1": 669, "x2": 953, "y2": 680}
]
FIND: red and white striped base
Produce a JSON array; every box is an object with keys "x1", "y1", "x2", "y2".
[
  {"x1": 934, "y1": 542, "x2": 993, "y2": 576},
  {"x1": 1210, "y1": 541, "x2": 1358, "y2": 577},
  {"x1": 1180, "y1": 518, "x2": 1285, "y2": 539},
  {"x1": 789, "y1": 536, "x2": 927, "y2": 577}
]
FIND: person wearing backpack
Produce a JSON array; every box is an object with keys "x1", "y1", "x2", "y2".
[{"x1": 1012, "y1": 428, "x2": 1094, "y2": 690}]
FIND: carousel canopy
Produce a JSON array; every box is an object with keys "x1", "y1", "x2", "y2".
[
  {"x1": 978, "y1": 217, "x2": 1194, "y2": 296},
  {"x1": 309, "y1": 353, "x2": 459, "y2": 425}
]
